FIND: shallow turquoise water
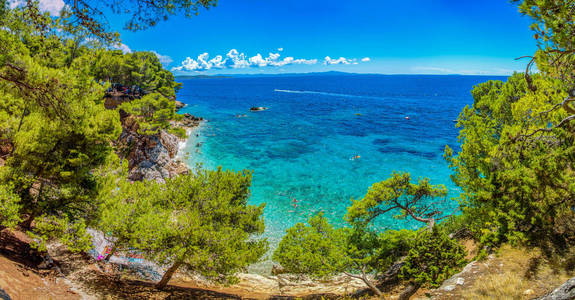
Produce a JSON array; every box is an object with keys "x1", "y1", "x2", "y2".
[{"x1": 177, "y1": 74, "x2": 505, "y2": 263}]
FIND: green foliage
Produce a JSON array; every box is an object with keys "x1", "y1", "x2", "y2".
[
  {"x1": 273, "y1": 212, "x2": 349, "y2": 278},
  {"x1": 95, "y1": 156, "x2": 146, "y2": 256},
  {"x1": 92, "y1": 50, "x2": 182, "y2": 132},
  {"x1": 346, "y1": 171, "x2": 448, "y2": 228},
  {"x1": 445, "y1": 73, "x2": 575, "y2": 248},
  {"x1": 442, "y1": 0, "x2": 575, "y2": 252},
  {"x1": 273, "y1": 215, "x2": 418, "y2": 281},
  {"x1": 98, "y1": 167, "x2": 267, "y2": 286},
  {"x1": 119, "y1": 92, "x2": 176, "y2": 133},
  {"x1": 437, "y1": 213, "x2": 486, "y2": 243},
  {"x1": 168, "y1": 126, "x2": 187, "y2": 139},
  {"x1": 0, "y1": 4, "x2": 120, "y2": 252},
  {"x1": 275, "y1": 172, "x2": 458, "y2": 296},
  {"x1": 1, "y1": 0, "x2": 246, "y2": 288},
  {"x1": 0, "y1": 50, "x2": 121, "y2": 222},
  {"x1": 91, "y1": 50, "x2": 182, "y2": 98},
  {"x1": 151, "y1": 168, "x2": 267, "y2": 284},
  {"x1": 4, "y1": 0, "x2": 218, "y2": 43},
  {"x1": 0, "y1": 183, "x2": 22, "y2": 228},
  {"x1": 369, "y1": 229, "x2": 417, "y2": 271},
  {"x1": 514, "y1": 0, "x2": 575, "y2": 85},
  {"x1": 400, "y1": 228, "x2": 466, "y2": 287},
  {"x1": 345, "y1": 227, "x2": 417, "y2": 283},
  {"x1": 29, "y1": 215, "x2": 93, "y2": 253}
]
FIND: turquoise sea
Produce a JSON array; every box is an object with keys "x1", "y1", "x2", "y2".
[{"x1": 176, "y1": 74, "x2": 505, "y2": 265}]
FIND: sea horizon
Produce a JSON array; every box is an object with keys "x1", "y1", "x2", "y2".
[{"x1": 175, "y1": 71, "x2": 513, "y2": 79}]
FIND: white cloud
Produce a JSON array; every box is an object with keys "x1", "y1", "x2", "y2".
[
  {"x1": 114, "y1": 43, "x2": 132, "y2": 54},
  {"x1": 9, "y1": 0, "x2": 65, "y2": 16},
  {"x1": 294, "y1": 58, "x2": 318, "y2": 65},
  {"x1": 150, "y1": 51, "x2": 173, "y2": 66},
  {"x1": 249, "y1": 53, "x2": 268, "y2": 67},
  {"x1": 209, "y1": 55, "x2": 226, "y2": 69},
  {"x1": 8, "y1": 0, "x2": 22, "y2": 9},
  {"x1": 268, "y1": 52, "x2": 281, "y2": 61},
  {"x1": 173, "y1": 49, "x2": 319, "y2": 72},
  {"x1": 324, "y1": 56, "x2": 354, "y2": 65},
  {"x1": 39, "y1": 0, "x2": 65, "y2": 16},
  {"x1": 361, "y1": 57, "x2": 371, "y2": 62},
  {"x1": 225, "y1": 49, "x2": 250, "y2": 68}
]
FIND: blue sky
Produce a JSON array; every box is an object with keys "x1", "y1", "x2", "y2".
[{"x1": 25, "y1": 0, "x2": 538, "y2": 75}]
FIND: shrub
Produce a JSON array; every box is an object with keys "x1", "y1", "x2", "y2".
[{"x1": 400, "y1": 228, "x2": 467, "y2": 287}]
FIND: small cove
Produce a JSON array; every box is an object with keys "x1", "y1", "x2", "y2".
[{"x1": 177, "y1": 74, "x2": 506, "y2": 271}]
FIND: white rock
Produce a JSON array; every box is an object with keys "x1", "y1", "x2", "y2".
[{"x1": 442, "y1": 284, "x2": 456, "y2": 292}]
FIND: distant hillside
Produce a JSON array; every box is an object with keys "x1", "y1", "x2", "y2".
[{"x1": 175, "y1": 74, "x2": 232, "y2": 79}]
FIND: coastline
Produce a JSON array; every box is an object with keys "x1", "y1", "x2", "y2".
[
  {"x1": 169, "y1": 109, "x2": 371, "y2": 297},
  {"x1": 175, "y1": 119, "x2": 206, "y2": 168}
]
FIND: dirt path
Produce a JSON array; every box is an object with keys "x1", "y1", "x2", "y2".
[{"x1": 0, "y1": 229, "x2": 80, "y2": 300}]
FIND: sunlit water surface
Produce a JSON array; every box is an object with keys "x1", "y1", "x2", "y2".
[{"x1": 177, "y1": 74, "x2": 505, "y2": 272}]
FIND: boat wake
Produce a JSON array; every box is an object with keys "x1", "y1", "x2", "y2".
[{"x1": 274, "y1": 89, "x2": 386, "y2": 100}]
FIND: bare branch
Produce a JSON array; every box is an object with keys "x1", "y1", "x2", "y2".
[{"x1": 520, "y1": 114, "x2": 575, "y2": 139}]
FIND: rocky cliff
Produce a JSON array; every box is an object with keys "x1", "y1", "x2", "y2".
[
  {"x1": 104, "y1": 93, "x2": 133, "y2": 109},
  {"x1": 116, "y1": 110, "x2": 200, "y2": 182}
]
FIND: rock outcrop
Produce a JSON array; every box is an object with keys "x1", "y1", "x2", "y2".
[
  {"x1": 177, "y1": 272, "x2": 368, "y2": 297},
  {"x1": 175, "y1": 101, "x2": 186, "y2": 111},
  {"x1": 434, "y1": 261, "x2": 474, "y2": 293},
  {"x1": 117, "y1": 111, "x2": 193, "y2": 182},
  {"x1": 104, "y1": 93, "x2": 133, "y2": 109},
  {"x1": 178, "y1": 113, "x2": 203, "y2": 128},
  {"x1": 537, "y1": 277, "x2": 575, "y2": 300}
]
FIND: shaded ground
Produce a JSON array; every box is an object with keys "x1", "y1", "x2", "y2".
[
  {"x1": 3, "y1": 226, "x2": 571, "y2": 300},
  {"x1": 0, "y1": 228, "x2": 351, "y2": 300},
  {"x1": 0, "y1": 228, "x2": 245, "y2": 300},
  {"x1": 0, "y1": 228, "x2": 80, "y2": 300}
]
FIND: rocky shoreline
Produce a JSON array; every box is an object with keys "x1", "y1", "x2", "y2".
[
  {"x1": 111, "y1": 103, "x2": 376, "y2": 297},
  {"x1": 116, "y1": 109, "x2": 203, "y2": 182}
]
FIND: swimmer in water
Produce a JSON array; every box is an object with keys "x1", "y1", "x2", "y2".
[
  {"x1": 405, "y1": 116, "x2": 410, "y2": 120},
  {"x1": 350, "y1": 155, "x2": 361, "y2": 160},
  {"x1": 292, "y1": 198, "x2": 300, "y2": 209}
]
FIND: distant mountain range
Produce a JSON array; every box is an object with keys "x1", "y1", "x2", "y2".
[
  {"x1": 175, "y1": 74, "x2": 233, "y2": 79},
  {"x1": 175, "y1": 71, "x2": 354, "y2": 79}
]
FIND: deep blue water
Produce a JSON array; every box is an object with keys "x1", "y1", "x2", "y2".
[{"x1": 176, "y1": 74, "x2": 505, "y2": 262}]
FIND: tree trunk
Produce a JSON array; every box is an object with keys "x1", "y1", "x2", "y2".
[
  {"x1": 104, "y1": 245, "x2": 117, "y2": 261},
  {"x1": 361, "y1": 276, "x2": 385, "y2": 299},
  {"x1": 398, "y1": 281, "x2": 421, "y2": 300},
  {"x1": 345, "y1": 272, "x2": 385, "y2": 299},
  {"x1": 156, "y1": 261, "x2": 182, "y2": 289},
  {"x1": 21, "y1": 181, "x2": 44, "y2": 229},
  {"x1": 20, "y1": 214, "x2": 35, "y2": 229},
  {"x1": 427, "y1": 218, "x2": 436, "y2": 232}
]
